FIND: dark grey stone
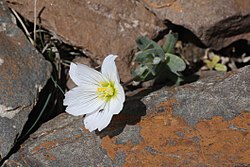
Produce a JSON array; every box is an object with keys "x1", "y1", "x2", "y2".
[
  {"x1": 113, "y1": 151, "x2": 126, "y2": 167},
  {"x1": 0, "y1": 0, "x2": 51, "y2": 160},
  {"x1": 5, "y1": 114, "x2": 113, "y2": 167},
  {"x1": 115, "y1": 125, "x2": 142, "y2": 145}
]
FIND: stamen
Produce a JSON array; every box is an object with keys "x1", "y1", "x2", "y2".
[{"x1": 96, "y1": 81, "x2": 116, "y2": 101}]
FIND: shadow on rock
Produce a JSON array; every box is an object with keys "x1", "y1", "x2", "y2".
[
  {"x1": 97, "y1": 96, "x2": 146, "y2": 138},
  {"x1": 164, "y1": 20, "x2": 206, "y2": 48},
  {"x1": 97, "y1": 85, "x2": 172, "y2": 138}
]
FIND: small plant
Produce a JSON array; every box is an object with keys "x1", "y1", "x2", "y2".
[
  {"x1": 132, "y1": 31, "x2": 186, "y2": 85},
  {"x1": 204, "y1": 52, "x2": 227, "y2": 72}
]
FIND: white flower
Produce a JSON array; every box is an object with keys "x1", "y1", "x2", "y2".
[{"x1": 63, "y1": 54, "x2": 125, "y2": 132}]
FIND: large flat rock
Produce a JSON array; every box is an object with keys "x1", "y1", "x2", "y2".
[
  {"x1": 7, "y1": 0, "x2": 165, "y2": 82},
  {"x1": 5, "y1": 66, "x2": 250, "y2": 166},
  {"x1": 0, "y1": 0, "x2": 51, "y2": 160}
]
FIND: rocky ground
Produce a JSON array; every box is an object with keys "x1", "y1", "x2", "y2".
[{"x1": 0, "y1": 0, "x2": 250, "y2": 166}]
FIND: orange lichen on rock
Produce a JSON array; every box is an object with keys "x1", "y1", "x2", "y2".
[
  {"x1": 196, "y1": 112, "x2": 250, "y2": 165},
  {"x1": 31, "y1": 140, "x2": 59, "y2": 154},
  {"x1": 30, "y1": 140, "x2": 59, "y2": 161},
  {"x1": 102, "y1": 99, "x2": 250, "y2": 166}
]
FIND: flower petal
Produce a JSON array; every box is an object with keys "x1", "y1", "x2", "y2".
[
  {"x1": 64, "y1": 86, "x2": 105, "y2": 116},
  {"x1": 84, "y1": 105, "x2": 114, "y2": 132},
  {"x1": 110, "y1": 84, "x2": 125, "y2": 114},
  {"x1": 69, "y1": 62, "x2": 106, "y2": 86},
  {"x1": 101, "y1": 54, "x2": 120, "y2": 82}
]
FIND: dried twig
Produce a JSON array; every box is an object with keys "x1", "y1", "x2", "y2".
[
  {"x1": 10, "y1": 8, "x2": 34, "y2": 45},
  {"x1": 33, "y1": 0, "x2": 37, "y2": 43}
]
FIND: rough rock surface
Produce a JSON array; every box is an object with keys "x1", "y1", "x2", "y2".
[
  {"x1": 5, "y1": 114, "x2": 113, "y2": 167},
  {"x1": 5, "y1": 66, "x2": 250, "y2": 166},
  {"x1": 7, "y1": 0, "x2": 165, "y2": 82},
  {"x1": 0, "y1": 0, "x2": 51, "y2": 160},
  {"x1": 139, "y1": 0, "x2": 250, "y2": 49},
  {"x1": 143, "y1": 65, "x2": 250, "y2": 126}
]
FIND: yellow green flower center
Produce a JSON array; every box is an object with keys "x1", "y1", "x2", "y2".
[{"x1": 96, "y1": 81, "x2": 116, "y2": 101}]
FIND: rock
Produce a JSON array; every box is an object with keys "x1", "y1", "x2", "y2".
[
  {"x1": 5, "y1": 104, "x2": 250, "y2": 166},
  {"x1": 139, "y1": 0, "x2": 250, "y2": 50},
  {"x1": 102, "y1": 112, "x2": 250, "y2": 166},
  {"x1": 5, "y1": 99, "x2": 146, "y2": 166},
  {"x1": 5, "y1": 114, "x2": 113, "y2": 166},
  {"x1": 142, "y1": 65, "x2": 250, "y2": 125},
  {"x1": 5, "y1": 66, "x2": 250, "y2": 166},
  {"x1": 0, "y1": 0, "x2": 51, "y2": 160},
  {"x1": 7, "y1": 0, "x2": 165, "y2": 82}
]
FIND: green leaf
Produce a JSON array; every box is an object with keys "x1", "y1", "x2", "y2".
[
  {"x1": 135, "y1": 36, "x2": 165, "y2": 64},
  {"x1": 133, "y1": 35, "x2": 186, "y2": 85},
  {"x1": 135, "y1": 48, "x2": 164, "y2": 64},
  {"x1": 211, "y1": 55, "x2": 220, "y2": 65},
  {"x1": 165, "y1": 53, "x2": 186, "y2": 75},
  {"x1": 214, "y1": 63, "x2": 227, "y2": 72},
  {"x1": 162, "y1": 32, "x2": 178, "y2": 54},
  {"x1": 132, "y1": 65, "x2": 151, "y2": 81},
  {"x1": 134, "y1": 51, "x2": 153, "y2": 63},
  {"x1": 204, "y1": 60, "x2": 213, "y2": 70},
  {"x1": 136, "y1": 36, "x2": 162, "y2": 51}
]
